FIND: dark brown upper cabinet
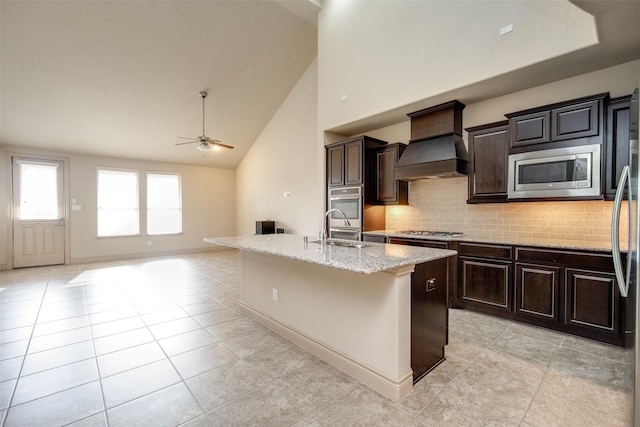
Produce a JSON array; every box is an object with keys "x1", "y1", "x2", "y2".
[
  {"x1": 604, "y1": 95, "x2": 632, "y2": 200},
  {"x1": 466, "y1": 121, "x2": 509, "y2": 203},
  {"x1": 326, "y1": 136, "x2": 387, "y2": 188},
  {"x1": 371, "y1": 143, "x2": 409, "y2": 205},
  {"x1": 506, "y1": 93, "x2": 608, "y2": 153},
  {"x1": 508, "y1": 111, "x2": 550, "y2": 148},
  {"x1": 552, "y1": 99, "x2": 600, "y2": 141}
]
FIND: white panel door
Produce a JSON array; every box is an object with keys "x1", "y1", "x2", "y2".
[{"x1": 12, "y1": 158, "x2": 65, "y2": 268}]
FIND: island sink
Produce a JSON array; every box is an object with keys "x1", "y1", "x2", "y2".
[{"x1": 310, "y1": 238, "x2": 373, "y2": 248}]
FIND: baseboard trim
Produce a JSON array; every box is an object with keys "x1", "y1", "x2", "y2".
[
  {"x1": 239, "y1": 302, "x2": 413, "y2": 401},
  {"x1": 68, "y1": 246, "x2": 231, "y2": 265}
]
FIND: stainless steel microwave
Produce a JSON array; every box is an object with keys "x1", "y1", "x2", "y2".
[{"x1": 507, "y1": 144, "x2": 601, "y2": 199}]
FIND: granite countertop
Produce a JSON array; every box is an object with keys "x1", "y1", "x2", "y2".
[
  {"x1": 204, "y1": 234, "x2": 457, "y2": 275},
  {"x1": 365, "y1": 230, "x2": 615, "y2": 253}
]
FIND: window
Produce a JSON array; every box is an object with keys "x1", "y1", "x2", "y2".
[
  {"x1": 17, "y1": 160, "x2": 61, "y2": 220},
  {"x1": 97, "y1": 168, "x2": 139, "y2": 237},
  {"x1": 147, "y1": 173, "x2": 182, "y2": 235}
]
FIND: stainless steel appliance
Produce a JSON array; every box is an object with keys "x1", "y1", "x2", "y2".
[
  {"x1": 508, "y1": 144, "x2": 601, "y2": 199},
  {"x1": 328, "y1": 187, "x2": 363, "y2": 241},
  {"x1": 328, "y1": 186, "x2": 362, "y2": 228},
  {"x1": 611, "y1": 87, "x2": 639, "y2": 425}
]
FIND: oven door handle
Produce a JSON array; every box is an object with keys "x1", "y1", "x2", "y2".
[{"x1": 330, "y1": 195, "x2": 361, "y2": 201}]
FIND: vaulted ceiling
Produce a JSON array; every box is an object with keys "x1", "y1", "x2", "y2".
[
  {"x1": 2, "y1": 1, "x2": 639, "y2": 169},
  {"x1": 1, "y1": 1, "x2": 319, "y2": 168}
]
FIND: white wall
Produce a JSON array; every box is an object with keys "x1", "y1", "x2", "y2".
[
  {"x1": 1, "y1": 146, "x2": 235, "y2": 267},
  {"x1": 317, "y1": 0, "x2": 597, "y2": 131},
  {"x1": 236, "y1": 60, "x2": 324, "y2": 237}
]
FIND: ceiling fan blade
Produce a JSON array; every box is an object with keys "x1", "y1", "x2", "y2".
[
  {"x1": 177, "y1": 136, "x2": 199, "y2": 140},
  {"x1": 175, "y1": 140, "x2": 198, "y2": 146},
  {"x1": 213, "y1": 141, "x2": 235, "y2": 150}
]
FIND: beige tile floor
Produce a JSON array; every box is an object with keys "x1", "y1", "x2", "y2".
[{"x1": 0, "y1": 250, "x2": 633, "y2": 426}]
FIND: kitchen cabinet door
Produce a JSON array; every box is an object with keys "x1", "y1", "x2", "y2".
[
  {"x1": 466, "y1": 122, "x2": 509, "y2": 203},
  {"x1": 460, "y1": 258, "x2": 512, "y2": 314},
  {"x1": 515, "y1": 262, "x2": 560, "y2": 325},
  {"x1": 344, "y1": 141, "x2": 363, "y2": 186},
  {"x1": 327, "y1": 145, "x2": 345, "y2": 187},
  {"x1": 506, "y1": 93, "x2": 607, "y2": 153},
  {"x1": 515, "y1": 246, "x2": 627, "y2": 346},
  {"x1": 411, "y1": 257, "x2": 448, "y2": 382},
  {"x1": 508, "y1": 110, "x2": 551, "y2": 149},
  {"x1": 458, "y1": 244, "x2": 513, "y2": 315},
  {"x1": 565, "y1": 268, "x2": 619, "y2": 334},
  {"x1": 326, "y1": 136, "x2": 388, "y2": 188},
  {"x1": 604, "y1": 95, "x2": 631, "y2": 200},
  {"x1": 374, "y1": 144, "x2": 408, "y2": 205},
  {"x1": 552, "y1": 99, "x2": 600, "y2": 142}
]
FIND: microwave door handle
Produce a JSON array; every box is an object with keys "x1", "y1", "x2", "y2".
[{"x1": 612, "y1": 165, "x2": 629, "y2": 297}]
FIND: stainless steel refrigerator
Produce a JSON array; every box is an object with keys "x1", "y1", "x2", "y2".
[{"x1": 612, "y1": 87, "x2": 639, "y2": 426}]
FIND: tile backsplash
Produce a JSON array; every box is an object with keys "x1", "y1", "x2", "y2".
[{"x1": 385, "y1": 177, "x2": 627, "y2": 248}]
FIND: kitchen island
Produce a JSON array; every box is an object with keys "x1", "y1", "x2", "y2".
[{"x1": 204, "y1": 234, "x2": 457, "y2": 400}]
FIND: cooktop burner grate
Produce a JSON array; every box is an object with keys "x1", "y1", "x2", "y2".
[{"x1": 397, "y1": 230, "x2": 464, "y2": 237}]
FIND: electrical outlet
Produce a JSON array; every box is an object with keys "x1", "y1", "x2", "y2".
[
  {"x1": 272, "y1": 288, "x2": 278, "y2": 302},
  {"x1": 147, "y1": 241, "x2": 152, "y2": 247}
]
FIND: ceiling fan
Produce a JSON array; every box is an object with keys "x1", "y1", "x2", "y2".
[{"x1": 176, "y1": 91, "x2": 234, "y2": 152}]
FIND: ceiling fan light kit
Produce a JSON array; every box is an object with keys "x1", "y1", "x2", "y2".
[{"x1": 176, "y1": 91, "x2": 234, "y2": 152}]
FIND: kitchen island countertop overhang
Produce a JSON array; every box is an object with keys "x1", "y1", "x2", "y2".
[
  {"x1": 203, "y1": 234, "x2": 457, "y2": 274},
  {"x1": 204, "y1": 234, "x2": 457, "y2": 401}
]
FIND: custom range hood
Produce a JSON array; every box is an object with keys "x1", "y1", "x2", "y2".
[{"x1": 395, "y1": 100, "x2": 468, "y2": 180}]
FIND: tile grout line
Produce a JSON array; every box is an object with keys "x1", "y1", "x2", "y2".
[
  {"x1": 80, "y1": 273, "x2": 111, "y2": 427},
  {"x1": 1, "y1": 279, "x2": 50, "y2": 427},
  {"x1": 516, "y1": 333, "x2": 565, "y2": 427}
]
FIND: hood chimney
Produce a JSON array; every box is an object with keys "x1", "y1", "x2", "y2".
[{"x1": 394, "y1": 100, "x2": 468, "y2": 180}]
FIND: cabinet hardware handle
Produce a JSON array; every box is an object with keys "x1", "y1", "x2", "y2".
[{"x1": 426, "y1": 278, "x2": 436, "y2": 292}]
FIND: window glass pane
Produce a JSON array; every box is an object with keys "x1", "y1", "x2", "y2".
[
  {"x1": 20, "y1": 163, "x2": 59, "y2": 220},
  {"x1": 147, "y1": 173, "x2": 182, "y2": 235},
  {"x1": 97, "y1": 169, "x2": 139, "y2": 236}
]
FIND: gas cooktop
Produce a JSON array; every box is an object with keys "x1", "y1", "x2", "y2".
[{"x1": 396, "y1": 230, "x2": 464, "y2": 237}]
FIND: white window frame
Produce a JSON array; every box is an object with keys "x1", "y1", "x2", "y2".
[
  {"x1": 97, "y1": 167, "x2": 140, "y2": 237},
  {"x1": 146, "y1": 172, "x2": 183, "y2": 236}
]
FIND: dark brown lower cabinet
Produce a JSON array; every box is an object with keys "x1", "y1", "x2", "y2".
[
  {"x1": 565, "y1": 268, "x2": 619, "y2": 334},
  {"x1": 513, "y1": 248, "x2": 627, "y2": 346},
  {"x1": 388, "y1": 237, "x2": 459, "y2": 308},
  {"x1": 456, "y1": 244, "x2": 629, "y2": 346},
  {"x1": 411, "y1": 257, "x2": 448, "y2": 382},
  {"x1": 458, "y1": 243, "x2": 512, "y2": 316},
  {"x1": 515, "y1": 263, "x2": 560, "y2": 324}
]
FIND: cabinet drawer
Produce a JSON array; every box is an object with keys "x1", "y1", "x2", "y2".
[
  {"x1": 515, "y1": 248, "x2": 614, "y2": 271},
  {"x1": 363, "y1": 234, "x2": 387, "y2": 244},
  {"x1": 459, "y1": 243, "x2": 512, "y2": 260},
  {"x1": 389, "y1": 237, "x2": 448, "y2": 249}
]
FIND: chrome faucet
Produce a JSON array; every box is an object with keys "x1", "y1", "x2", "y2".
[{"x1": 322, "y1": 208, "x2": 351, "y2": 244}]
